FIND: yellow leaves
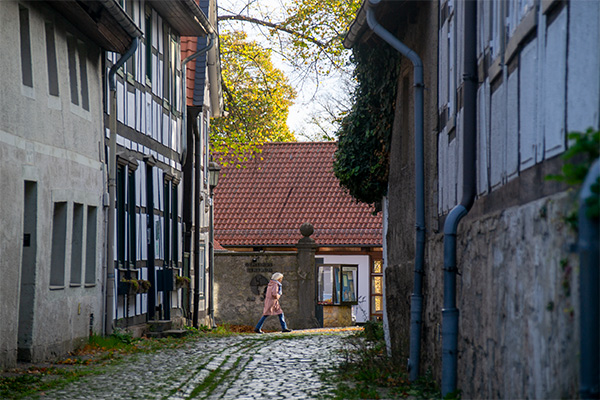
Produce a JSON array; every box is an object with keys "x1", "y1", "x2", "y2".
[{"x1": 214, "y1": 31, "x2": 296, "y2": 161}]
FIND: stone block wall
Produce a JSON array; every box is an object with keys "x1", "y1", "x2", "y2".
[
  {"x1": 386, "y1": 191, "x2": 580, "y2": 399},
  {"x1": 214, "y1": 251, "x2": 319, "y2": 330},
  {"x1": 322, "y1": 305, "x2": 352, "y2": 327}
]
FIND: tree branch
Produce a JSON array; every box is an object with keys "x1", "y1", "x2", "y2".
[{"x1": 218, "y1": 14, "x2": 328, "y2": 48}]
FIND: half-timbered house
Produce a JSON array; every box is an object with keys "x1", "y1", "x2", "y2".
[{"x1": 107, "y1": 0, "x2": 219, "y2": 330}]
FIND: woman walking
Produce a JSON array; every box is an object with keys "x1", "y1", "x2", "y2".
[{"x1": 254, "y1": 272, "x2": 292, "y2": 333}]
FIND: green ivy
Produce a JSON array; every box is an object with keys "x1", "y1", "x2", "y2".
[
  {"x1": 546, "y1": 128, "x2": 600, "y2": 225},
  {"x1": 333, "y1": 42, "x2": 401, "y2": 205}
]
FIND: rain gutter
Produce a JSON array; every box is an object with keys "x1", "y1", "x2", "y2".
[
  {"x1": 364, "y1": 0, "x2": 425, "y2": 382},
  {"x1": 441, "y1": 0, "x2": 477, "y2": 396}
]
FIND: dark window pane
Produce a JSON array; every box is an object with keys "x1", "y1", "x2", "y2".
[
  {"x1": 19, "y1": 6, "x2": 33, "y2": 87},
  {"x1": 145, "y1": 12, "x2": 152, "y2": 83},
  {"x1": 50, "y1": 202, "x2": 68, "y2": 287},
  {"x1": 67, "y1": 35, "x2": 79, "y2": 105},
  {"x1": 77, "y1": 41, "x2": 89, "y2": 110},
  {"x1": 45, "y1": 22, "x2": 59, "y2": 96}
]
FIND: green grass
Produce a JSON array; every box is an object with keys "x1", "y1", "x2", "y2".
[
  {"x1": 0, "y1": 325, "x2": 240, "y2": 400},
  {"x1": 324, "y1": 321, "x2": 441, "y2": 400}
]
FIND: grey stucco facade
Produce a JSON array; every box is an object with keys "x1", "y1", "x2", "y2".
[{"x1": 0, "y1": 1, "x2": 108, "y2": 368}]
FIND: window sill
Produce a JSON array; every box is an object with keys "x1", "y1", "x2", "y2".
[
  {"x1": 49, "y1": 285, "x2": 65, "y2": 290},
  {"x1": 542, "y1": 0, "x2": 562, "y2": 15},
  {"x1": 505, "y1": 8, "x2": 538, "y2": 63}
]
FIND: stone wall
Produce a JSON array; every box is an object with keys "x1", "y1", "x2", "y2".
[
  {"x1": 214, "y1": 250, "x2": 320, "y2": 331},
  {"x1": 453, "y1": 193, "x2": 578, "y2": 398},
  {"x1": 387, "y1": 190, "x2": 580, "y2": 398}
]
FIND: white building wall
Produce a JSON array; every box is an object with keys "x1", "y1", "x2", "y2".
[
  {"x1": 319, "y1": 255, "x2": 371, "y2": 323},
  {"x1": 0, "y1": 1, "x2": 106, "y2": 367},
  {"x1": 440, "y1": 0, "x2": 600, "y2": 211}
]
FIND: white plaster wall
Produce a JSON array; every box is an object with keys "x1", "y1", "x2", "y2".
[
  {"x1": 0, "y1": 1, "x2": 106, "y2": 367},
  {"x1": 567, "y1": 0, "x2": 600, "y2": 133},
  {"x1": 320, "y1": 255, "x2": 370, "y2": 323}
]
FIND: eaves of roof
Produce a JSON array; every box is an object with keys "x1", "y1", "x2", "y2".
[
  {"x1": 343, "y1": 0, "x2": 410, "y2": 49},
  {"x1": 46, "y1": 0, "x2": 142, "y2": 53},
  {"x1": 150, "y1": 0, "x2": 214, "y2": 36}
]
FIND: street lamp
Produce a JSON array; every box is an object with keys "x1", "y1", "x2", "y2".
[
  {"x1": 208, "y1": 161, "x2": 221, "y2": 189},
  {"x1": 208, "y1": 161, "x2": 220, "y2": 328}
]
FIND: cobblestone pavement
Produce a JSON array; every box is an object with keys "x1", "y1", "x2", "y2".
[{"x1": 36, "y1": 328, "x2": 359, "y2": 399}]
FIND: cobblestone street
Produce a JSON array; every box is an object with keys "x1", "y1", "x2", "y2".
[{"x1": 36, "y1": 329, "x2": 357, "y2": 399}]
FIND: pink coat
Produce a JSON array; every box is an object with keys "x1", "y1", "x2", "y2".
[{"x1": 262, "y1": 280, "x2": 283, "y2": 315}]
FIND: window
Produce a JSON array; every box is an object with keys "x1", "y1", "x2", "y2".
[
  {"x1": 162, "y1": 178, "x2": 179, "y2": 267},
  {"x1": 145, "y1": 9, "x2": 152, "y2": 84},
  {"x1": 117, "y1": 165, "x2": 126, "y2": 269},
  {"x1": 128, "y1": 169, "x2": 136, "y2": 270},
  {"x1": 67, "y1": 35, "x2": 89, "y2": 109},
  {"x1": 198, "y1": 246, "x2": 205, "y2": 297},
  {"x1": 70, "y1": 203, "x2": 84, "y2": 285},
  {"x1": 117, "y1": 163, "x2": 137, "y2": 272},
  {"x1": 171, "y1": 183, "x2": 178, "y2": 267},
  {"x1": 77, "y1": 41, "x2": 89, "y2": 110},
  {"x1": 170, "y1": 35, "x2": 178, "y2": 111},
  {"x1": 371, "y1": 259, "x2": 384, "y2": 318},
  {"x1": 163, "y1": 24, "x2": 170, "y2": 105},
  {"x1": 19, "y1": 5, "x2": 33, "y2": 88},
  {"x1": 317, "y1": 265, "x2": 358, "y2": 305},
  {"x1": 67, "y1": 35, "x2": 79, "y2": 105},
  {"x1": 50, "y1": 202, "x2": 68, "y2": 287},
  {"x1": 163, "y1": 179, "x2": 170, "y2": 266},
  {"x1": 85, "y1": 206, "x2": 97, "y2": 285},
  {"x1": 45, "y1": 22, "x2": 59, "y2": 96}
]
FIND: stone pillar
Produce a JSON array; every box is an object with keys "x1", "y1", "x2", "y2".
[{"x1": 296, "y1": 223, "x2": 318, "y2": 328}]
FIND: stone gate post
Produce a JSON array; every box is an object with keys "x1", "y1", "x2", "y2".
[{"x1": 296, "y1": 223, "x2": 319, "y2": 328}]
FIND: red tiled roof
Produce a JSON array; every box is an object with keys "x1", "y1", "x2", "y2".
[
  {"x1": 213, "y1": 142, "x2": 382, "y2": 247},
  {"x1": 181, "y1": 36, "x2": 198, "y2": 106}
]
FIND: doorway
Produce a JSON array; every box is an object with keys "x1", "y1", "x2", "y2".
[{"x1": 18, "y1": 181, "x2": 37, "y2": 361}]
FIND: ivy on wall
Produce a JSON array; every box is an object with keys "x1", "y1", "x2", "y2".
[
  {"x1": 546, "y1": 128, "x2": 600, "y2": 229},
  {"x1": 333, "y1": 42, "x2": 401, "y2": 206}
]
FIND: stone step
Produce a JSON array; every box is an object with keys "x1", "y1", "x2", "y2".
[
  {"x1": 146, "y1": 320, "x2": 173, "y2": 333},
  {"x1": 145, "y1": 329, "x2": 190, "y2": 339}
]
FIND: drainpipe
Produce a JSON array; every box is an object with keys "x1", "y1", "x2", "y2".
[
  {"x1": 365, "y1": 0, "x2": 425, "y2": 382},
  {"x1": 578, "y1": 158, "x2": 599, "y2": 399},
  {"x1": 192, "y1": 117, "x2": 202, "y2": 328},
  {"x1": 441, "y1": 0, "x2": 477, "y2": 396},
  {"x1": 180, "y1": 34, "x2": 215, "y2": 328},
  {"x1": 180, "y1": 33, "x2": 215, "y2": 166},
  {"x1": 106, "y1": 38, "x2": 139, "y2": 335}
]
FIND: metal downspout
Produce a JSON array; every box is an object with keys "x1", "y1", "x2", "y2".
[
  {"x1": 106, "y1": 38, "x2": 139, "y2": 335},
  {"x1": 441, "y1": 0, "x2": 477, "y2": 396},
  {"x1": 192, "y1": 118, "x2": 202, "y2": 328},
  {"x1": 578, "y1": 158, "x2": 599, "y2": 399},
  {"x1": 209, "y1": 189, "x2": 216, "y2": 328},
  {"x1": 365, "y1": 0, "x2": 425, "y2": 382}
]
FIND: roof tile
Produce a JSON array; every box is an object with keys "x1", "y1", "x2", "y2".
[{"x1": 213, "y1": 142, "x2": 382, "y2": 247}]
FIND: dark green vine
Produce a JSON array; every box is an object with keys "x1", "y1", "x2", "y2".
[
  {"x1": 333, "y1": 42, "x2": 401, "y2": 206},
  {"x1": 546, "y1": 128, "x2": 600, "y2": 229}
]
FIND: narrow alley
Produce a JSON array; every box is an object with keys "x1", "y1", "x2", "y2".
[{"x1": 35, "y1": 329, "x2": 356, "y2": 400}]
